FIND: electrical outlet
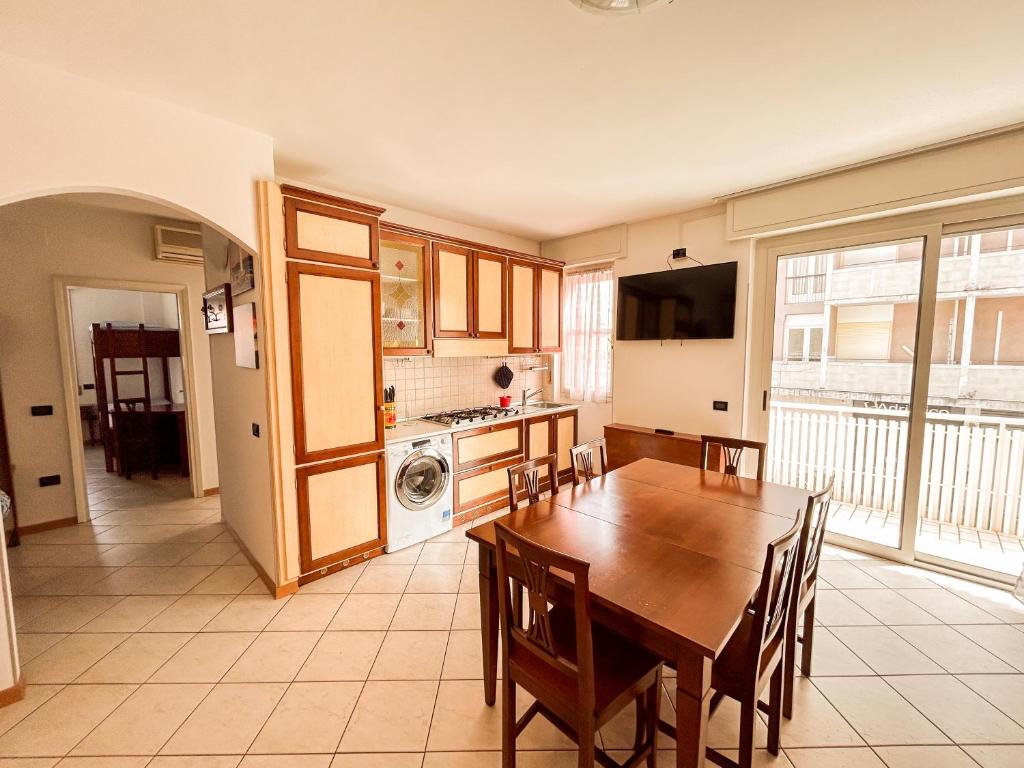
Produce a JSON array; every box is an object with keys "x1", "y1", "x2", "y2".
[
  {"x1": 38, "y1": 474, "x2": 61, "y2": 487},
  {"x1": 713, "y1": 400, "x2": 728, "y2": 411},
  {"x1": 251, "y1": 423, "x2": 260, "y2": 438},
  {"x1": 30, "y1": 405, "x2": 53, "y2": 416}
]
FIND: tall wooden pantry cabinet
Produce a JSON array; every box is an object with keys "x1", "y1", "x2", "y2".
[{"x1": 279, "y1": 186, "x2": 388, "y2": 580}]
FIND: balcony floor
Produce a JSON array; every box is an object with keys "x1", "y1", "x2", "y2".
[{"x1": 830, "y1": 500, "x2": 1024, "y2": 577}]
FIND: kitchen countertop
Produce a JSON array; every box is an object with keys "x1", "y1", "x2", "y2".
[{"x1": 384, "y1": 402, "x2": 579, "y2": 445}]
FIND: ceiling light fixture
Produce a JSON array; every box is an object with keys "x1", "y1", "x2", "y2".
[{"x1": 568, "y1": 0, "x2": 674, "y2": 15}]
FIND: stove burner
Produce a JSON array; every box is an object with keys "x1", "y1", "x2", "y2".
[{"x1": 424, "y1": 406, "x2": 520, "y2": 426}]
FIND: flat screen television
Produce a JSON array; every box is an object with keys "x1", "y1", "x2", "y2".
[{"x1": 616, "y1": 262, "x2": 737, "y2": 340}]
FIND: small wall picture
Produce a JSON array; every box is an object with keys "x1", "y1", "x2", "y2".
[
  {"x1": 233, "y1": 302, "x2": 259, "y2": 369},
  {"x1": 202, "y1": 283, "x2": 233, "y2": 334},
  {"x1": 228, "y1": 241, "x2": 255, "y2": 295}
]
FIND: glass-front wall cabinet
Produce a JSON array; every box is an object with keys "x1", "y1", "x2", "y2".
[{"x1": 379, "y1": 230, "x2": 432, "y2": 355}]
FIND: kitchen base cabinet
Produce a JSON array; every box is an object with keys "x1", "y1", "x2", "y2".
[
  {"x1": 453, "y1": 456, "x2": 522, "y2": 517},
  {"x1": 452, "y1": 420, "x2": 523, "y2": 472},
  {"x1": 525, "y1": 410, "x2": 577, "y2": 487},
  {"x1": 296, "y1": 452, "x2": 387, "y2": 575}
]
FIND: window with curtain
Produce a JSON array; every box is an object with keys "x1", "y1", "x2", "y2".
[{"x1": 561, "y1": 265, "x2": 614, "y2": 402}]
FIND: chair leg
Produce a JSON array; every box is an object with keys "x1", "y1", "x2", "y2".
[
  {"x1": 501, "y1": 677, "x2": 516, "y2": 768},
  {"x1": 801, "y1": 597, "x2": 816, "y2": 678},
  {"x1": 633, "y1": 693, "x2": 645, "y2": 752},
  {"x1": 783, "y1": 605, "x2": 798, "y2": 720},
  {"x1": 578, "y1": 720, "x2": 596, "y2": 768},
  {"x1": 738, "y1": 693, "x2": 756, "y2": 768},
  {"x1": 647, "y1": 669, "x2": 661, "y2": 767},
  {"x1": 767, "y1": 663, "x2": 783, "y2": 755}
]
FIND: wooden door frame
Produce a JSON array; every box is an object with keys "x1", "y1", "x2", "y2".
[{"x1": 53, "y1": 275, "x2": 204, "y2": 523}]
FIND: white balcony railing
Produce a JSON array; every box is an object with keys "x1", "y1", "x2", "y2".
[
  {"x1": 772, "y1": 360, "x2": 1024, "y2": 407},
  {"x1": 828, "y1": 249, "x2": 1024, "y2": 304},
  {"x1": 767, "y1": 401, "x2": 1024, "y2": 538}
]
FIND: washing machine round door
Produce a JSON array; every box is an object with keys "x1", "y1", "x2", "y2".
[{"x1": 395, "y1": 448, "x2": 450, "y2": 511}]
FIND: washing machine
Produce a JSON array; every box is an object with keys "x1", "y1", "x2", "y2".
[{"x1": 385, "y1": 433, "x2": 453, "y2": 552}]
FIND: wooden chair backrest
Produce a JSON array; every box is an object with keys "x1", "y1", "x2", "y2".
[
  {"x1": 701, "y1": 434, "x2": 767, "y2": 481},
  {"x1": 749, "y1": 513, "x2": 803, "y2": 676},
  {"x1": 795, "y1": 476, "x2": 834, "y2": 599},
  {"x1": 495, "y1": 521, "x2": 595, "y2": 716},
  {"x1": 507, "y1": 453, "x2": 559, "y2": 512},
  {"x1": 570, "y1": 438, "x2": 608, "y2": 486}
]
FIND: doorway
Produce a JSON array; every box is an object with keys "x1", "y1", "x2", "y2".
[
  {"x1": 55, "y1": 277, "x2": 204, "y2": 523},
  {"x1": 755, "y1": 206, "x2": 1024, "y2": 582}
]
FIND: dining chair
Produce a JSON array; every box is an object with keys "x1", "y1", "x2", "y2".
[
  {"x1": 506, "y1": 453, "x2": 560, "y2": 512},
  {"x1": 783, "y1": 476, "x2": 834, "y2": 719},
  {"x1": 494, "y1": 521, "x2": 663, "y2": 768},
  {"x1": 570, "y1": 438, "x2": 608, "y2": 486},
  {"x1": 700, "y1": 434, "x2": 767, "y2": 482},
  {"x1": 658, "y1": 513, "x2": 804, "y2": 768}
]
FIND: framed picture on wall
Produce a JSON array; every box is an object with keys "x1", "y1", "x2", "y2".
[
  {"x1": 233, "y1": 302, "x2": 259, "y2": 369},
  {"x1": 228, "y1": 241, "x2": 255, "y2": 295},
  {"x1": 202, "y1": 284, "x2": 233, "y2": 334}
]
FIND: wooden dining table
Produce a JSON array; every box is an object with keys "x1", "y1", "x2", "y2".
[{"x1": 466, "y1": 457, "x2": 810, "y2": 768}]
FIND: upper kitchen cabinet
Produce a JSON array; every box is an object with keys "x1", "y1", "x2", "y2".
[
  {"x1": 474, "y1": 252, "x2": 507, "y2": 338},
  {"x1": 379, "y1": 228, "x2": 432, "y2": 356},
  {"x1": 282, "y1": 185, "x2": 385, "y2": 270},
  {"x1": 431, "y1": 244, "x2": 507, "y2": 339},
  {"x1": 509, "y1": 258, "x2": 536, "y2": 353},
  {"x1": 509, "y1": 259, "x2": 563, "y2": 353},
  {"x1": 432, "y1": 243, "x2": 473, "y2": 337},
  {"x1": 538, "y1": 264, "x2": 562, "y2": 352}
]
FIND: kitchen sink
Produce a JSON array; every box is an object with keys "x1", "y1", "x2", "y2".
[{"x1": 524, "y1": 402, "x2": 572, "y2": 410}]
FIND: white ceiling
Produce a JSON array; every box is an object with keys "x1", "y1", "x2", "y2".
[{"x1": 2, "y1": 0, "x2": 1023, "y2": 241}]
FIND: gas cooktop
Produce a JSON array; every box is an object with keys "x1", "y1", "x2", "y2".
[{"x1": 423, "y1": 406, "x2": 520, "y2": 426}]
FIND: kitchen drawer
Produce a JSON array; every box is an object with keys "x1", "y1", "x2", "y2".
[
  {"x1": 452, "y1": 420, "x2": 523, "y2": 471},
  {"x1": 454, "y1": 455, "x2": 521, "y2": 513}
]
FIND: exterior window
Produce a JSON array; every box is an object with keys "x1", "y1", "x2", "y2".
[
  {"x1": 785, "y1": 254, "x2": 827, "y2": 304},
  {"x1": 561, "y1": 266, "x2": 613, "y2": 403},
  {"x1": 783, "y1": 314, "x2": 825, "y2": 362}
]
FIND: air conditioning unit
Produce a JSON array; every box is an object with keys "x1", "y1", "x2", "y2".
[{"x1": 154, "y1": 224, "x2": 204, "y2": 265}]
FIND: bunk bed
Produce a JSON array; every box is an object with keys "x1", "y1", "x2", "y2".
[{"x1": 90, "y1": 322, "x2": 188, "y2": 479}]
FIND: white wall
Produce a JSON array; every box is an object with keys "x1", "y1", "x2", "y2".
[
  {"x1": 542, "y1": 209, "x2": 754, "y2": 441},
  {"x1": 0, "y1": 52, "x2": 273, "y2": 249},
  {"x1": 0, "y1": 199, "x2": 219, "y2": 527},
  {"x1": 203, "y1": 229, "x2": 277, "y2": 582},
  {"x1": 69, "y1": 288, "x2": 181, "y2": 406}
]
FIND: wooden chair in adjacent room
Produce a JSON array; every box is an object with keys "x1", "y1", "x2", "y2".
[
  {"x1": 569, "y1": 438, "x2": 608, "y2": 486},
  {"x1": 700, "y1": 434, "x2": 767, "y2": 481},
  {"x1": 109, "y1": 325, "x2": 159, "y2": 480},
  {"x1": 783, "y1": 476, "x2": 834, "y2": 719},
  {"x1": 506, "y1": 453, "x2": 560, "y2": 512},
  {"x1": 495, "y1": 521, "x2": 663, "y2": 768},
  {"x1": 657, "y1": 514, "x2": 804, "y2": 768}
]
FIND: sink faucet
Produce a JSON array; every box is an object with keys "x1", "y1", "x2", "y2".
[{"x1": 521, "y1": 388, "x2": 543, "y2": 408}]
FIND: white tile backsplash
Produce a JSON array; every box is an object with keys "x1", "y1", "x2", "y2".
[{"x1": 384, "y1": 354, "x2": 552, "y2": 419}]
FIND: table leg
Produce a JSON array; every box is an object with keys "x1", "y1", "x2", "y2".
[
  {"x1": 675, "y1": 651, "x2": 712, "y2": 768},
  {"x1": 478, "y1": 544, "x2": 498, "y2": 706}
]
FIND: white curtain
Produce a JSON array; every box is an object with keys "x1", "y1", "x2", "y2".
[{"x1": 561, "y1": 265, "x2": 614, "y2": 403}]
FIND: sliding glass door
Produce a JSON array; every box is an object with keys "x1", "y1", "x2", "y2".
[
  {"x1": 767, "y1": 238, "x2": 924, "y2": 551},
  {"x1": 915, "y1": 225, "x2": 1024, "y2": 577},
  {"x1": 760, "y1": 211, "x2": 1024, "y2": 581}
]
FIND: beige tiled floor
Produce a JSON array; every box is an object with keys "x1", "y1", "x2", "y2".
[{"x1": 3, "y1": 451, "x2": 1024, "y2": 766}]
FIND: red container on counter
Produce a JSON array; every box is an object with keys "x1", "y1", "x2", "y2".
[{"x1": 499, "y1": 395, "x2": 512, "y2": 408}]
